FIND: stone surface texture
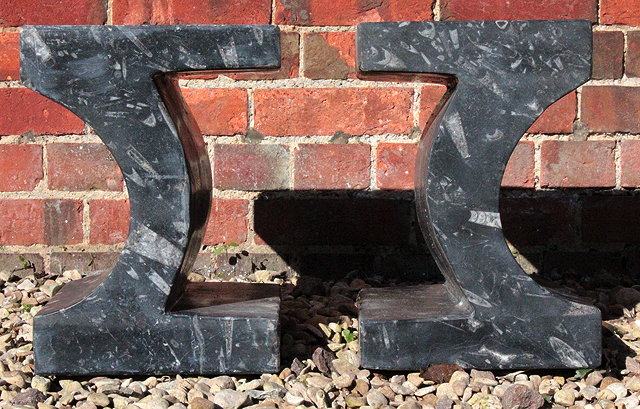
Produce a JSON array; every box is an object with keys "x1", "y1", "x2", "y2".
[
  {"x1": 20, "y1": 25, "x2": 282, "y2": 375},
  {"x1": 356, "y1": 20, "x2": 600, "y2": 370}
]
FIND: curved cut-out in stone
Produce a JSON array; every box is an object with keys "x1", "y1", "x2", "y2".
[
  {"x1": 356, "y1": 20, "x2": 601, "y2": 370},
  {"x1": 21, "y1": 25, "x2": 282, "y2": 375}
]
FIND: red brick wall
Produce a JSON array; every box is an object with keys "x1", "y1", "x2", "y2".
[{"x1": 0, "y1": 0, "x2": 638, "y2": 279}]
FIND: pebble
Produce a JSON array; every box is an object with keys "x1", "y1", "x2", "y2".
[
  {"x1": 605, "y1": 382, "x2": 627, "y2": 399},
  {"x1": 345, "y1": 394, "x2": 366, "y2": 407},
  {"x1": 135, "y1": 396, "x2": 170, "y2": 409},
  {"x1": 213, "y1": 390, "x2": 249, "y2": 409},
  {"x1": 422, "y1": 364, "x2": 464, "y2": 384},
  {"x1": 553, "y1": 389, "x2": 575, "y2": 406},
  {"x1": 87, "y1": 392, "x2": 110, "y2": 407},
  {"x1": 189, "y1": 397, "x2": 214, "y2": 409},
  {"x1": 2, "y1": 271, "x2": 640, "y2": 409},
  {"x1": 501, "y1": 384, "x2": 544, "y2": 409},
  {"x1": 30, "y1": 375, "x2": 51, "y2": 393},
  {"x1": 366, "y1": 389, "x2": 388, "y2": 408},
  {"x1": 436, "y1": 397, "x2": 455, "y2": 409},
  {"x1": 11, "y1": 388, "x2": 47, "y2": 407}
]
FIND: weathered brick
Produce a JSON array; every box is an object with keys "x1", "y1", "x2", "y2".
[
  {"x1": 50, "y1": 252, "x2": 119, "y2": 276},
  {"x1": 0, "y1": 32, "x2": 19, "y2": 80},
  {"x1": 500, "y1": 197, "x2": 578, "y2": 247},
  {"x1": 441, "y1": 0, "x2": 596, "y2": 21},
  {"x1": 376, "y1": 143, "x2": 417, "y2": 190},
  {"x1": 182, "y1": 89, "x2": 248, "y2": 136},
  {"x1": 620, "y1": 140, "x2": 640, "y2": 187},
  {"x1": 254, "y1": 88, "x2": 413, "y2": 137},
  {"x1": 254, "y1": 197, "x2": 414, "y2": 246},
  {"x1": 113, "y1": 0, "x2": 271, "y2": 24},
  {"x1": 592, "y1": 31, "x2": 624, "y2": 80},
  {"x1": 304, "y1": 32, "x2": 356, "y2": 80},
  {"x1": 275, "y1": 0, "x2": 433, "y2": 25},
  {"x1": 540, "y1": 141, "x2": 615, "y2": 188},
  {"x1": 90, "y1": 199, "x2": 130, "y2": 244},
  {"x1": 44, "y1": 200, "x2": 83, "y2": 245},
  {"x1": 600, "y1": 0, "x2": 640, "y2": 25},
  {"x1": 501, "y1": 142, "x2": 535, "y2": 188},
  {"x1": 214, "y1": 144, "x2": 290, "y2": 191},
  {"x1": 294, "y1": 144, "x2": 370, "y2": 190},
  {"x1": 0, "y1": 0, "x2": 105, "y2": 26},
  {"x1": 582, "y1": 196, "x2": 640, "y2": 244},
  {"x1": 582, "y1": 86, "x2": 640, "y2": 133},
  {"x1": 48, "y1": 144, "x2": 123, "y2": 191},
  {"x1": 527, "y1": 92, "x2": 576, "y2": 134},
  {"x1": 0, "y1": 199, "x2": 44, "y2": 245},
  {"x1": 0, "y1": 145, "x2": 42, "y2": 191},
  {"x1": 0, "y1": 253, "x2": 44, "y2": 274},
  {"x1": 419, "y1": 85, "x2": 449, "y2": 130},
  {"x1": 627, "y1": 31, "x2": 640, "y2": 78},
  {"x1": 0, "y1": 88, "x2": 84, "y2": 136},
  {"x1": 210, "y1": 252, "x2": 294, "y2": 280},
  {"x1": 203, "y1": 198, "x2": 249, "y2": 245}
]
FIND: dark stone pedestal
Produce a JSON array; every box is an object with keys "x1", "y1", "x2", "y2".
[
  {"x1": 356, "y1": 21, "x2": 601, "y2": 370},
  {"x1": 21, "y1": 25, "x2": 282, "y2": 375}
]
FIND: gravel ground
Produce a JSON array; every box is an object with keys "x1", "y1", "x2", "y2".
[{"x1": 1, "y1": 264, "x2": 640, "y2": 409}]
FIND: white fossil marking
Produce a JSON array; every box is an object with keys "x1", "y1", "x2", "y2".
[
  {"x1": 134, "y1": 223, "x2": 183, "y2": 269},
  {"x1": 148, "y1": 272, "x2": 170, "y2": 295},
  {"x1": 469, "y1": 210, "x2": 502, "y2": 229},
  {"x1": 217, "y1": 37, "x2": 239, "y2": 68},
  {"x1": 443, "y1": 111, "x2": 470, "y2": 159},
  {"x1": 25, "y1": 30, "x2": 53, "y2": 63}
]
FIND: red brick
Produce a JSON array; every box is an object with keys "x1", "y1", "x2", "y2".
[
  {"x1": 376, "y1": 143, "x2": 418, "y2": 190},
  {"x1": 0, "y1": 32, "x2": 19, "y2": 81},
  {"x1": 501, "y1": 142, "x2": 535, "y2": 188},
  {"x1": 0, "y1": 199, "x2": 44, "y2": 245},
  {"x1": 419, "y1": 85, "x2": 449, "y2": 130},
  {"x1": 540, "y1": 141, "x2": 615, "y2": 188},
  {"x1": 0, "y1": 88, "x2": 84, "y2": 136},
  {"x1": 620, "y1": 140, "x2": 640, "y2": 187},
  {"x1": 113, "y1": 0, "x2": 271, "y2": 24},
  {"x1": 582, "y1": 196, "x2": 640, "y2": 244},
  {"x1": 0, "y1": 0, "x2": 105, "y2": 26},
  {"x1": 592, "y1": 31, "x2": 624, "y2": 80},
  {"x1": 304, "y1": 32, "x2": 356, "y2": 80},
  {"x1": 48, "y1": 144, "x2": 123, "y2": 191},
  {"x1": 294, "y1": 144, "x2": 370, "y2": 190},
  {"x1": 275, "y1": 0, "x2": 433, "y2": 25},
  {"x1": 214, "y1": 144, "x2": 290, "y2": 191},
  {"x1": 0, "y1": 145, "x2": 43, "y2": 191},
  {"x1": 182, "y1": 89, "x2": 248, "y2": 136},
  {"x1": 627, "y1": 31, "x2": 640, "y2": 78},
  {"x1": 254, "y1": 198, "x2": 413, "y2": 246},
  {"x1": 582, "y1": 86, "x2": 640, "y2": 133},
  {"x1": 203, "y1": 199, "x2": 249, "y2": 245},
  {"x1": 254, "y1": 88, "x2": 413, "y2": 137},
  {"x1": 441, "y1": 0, "x2": 596, "y2": 21},
  {"x1": 527, "y1": 92, "x2": 576, "y2": 134},
  {"x1": 500, "y1": 197, "x2": 579, "y2": 247},
  {"x1": 44, "y1": 200, "x2": 83, "y2": 245},
  {"x1": 600, "y1": 0, "x2": 640, "y2": 25},
  {"x1": 90, "y1": 199, "x2": 130, "y2": 244}
]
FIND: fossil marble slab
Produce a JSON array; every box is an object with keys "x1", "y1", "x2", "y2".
[
  {"x1": 356, "y1": 20, "x2": 601, "y2": 370},
  {"x1": 21, "y1": 25, "x2": 282, "y2": 375}
]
